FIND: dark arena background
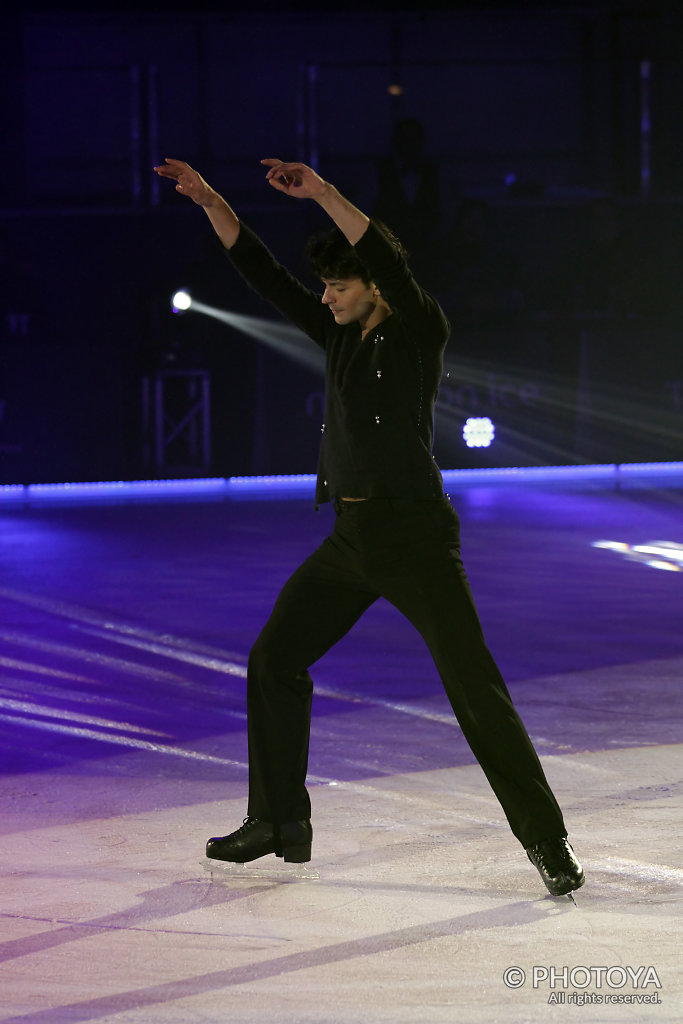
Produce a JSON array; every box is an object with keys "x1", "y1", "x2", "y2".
[{"x1": 1, "y1": 4, "x2": 682, "y2": 1023}]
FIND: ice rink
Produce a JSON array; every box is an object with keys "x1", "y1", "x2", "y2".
[{"x1": 1, "y1": 470, "x2": 681, "y2": 1023}]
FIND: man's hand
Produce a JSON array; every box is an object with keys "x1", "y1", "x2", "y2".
[
  {"x1": 153, "y1": 158, "x2": 240, "y2": 249},
  {"x1": 261, "y1": 159, "x2": 328, "y2": 200},
  {"x1": 262, "y1": 157, "x2": 368, "y2": 244},
  {"x1": 153, "y1": 158, "x2": 219, "y2": 207}
]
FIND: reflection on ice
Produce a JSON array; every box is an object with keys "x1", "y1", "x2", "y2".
[{"x1": 592, "y1": 539, "x2": 683, "y2": 571}]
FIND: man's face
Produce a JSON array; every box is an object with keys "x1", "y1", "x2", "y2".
[{"x1": 321, "y1": 276, "x2": 377, "y2": 326}]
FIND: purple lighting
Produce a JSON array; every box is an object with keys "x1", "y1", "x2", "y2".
[{"x1": 0, "y1": 463, "x2": 681, "y2": 506}]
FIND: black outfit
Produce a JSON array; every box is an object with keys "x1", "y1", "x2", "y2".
[{"x1": 224, "y1": 221, "x2": 567, "y2": 849}]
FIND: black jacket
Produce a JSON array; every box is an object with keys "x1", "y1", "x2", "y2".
[{"x1": 224, "y1": 219, "x2": 449, "y2": 504}]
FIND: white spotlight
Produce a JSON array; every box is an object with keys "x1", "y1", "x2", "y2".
[
  {"x1": 171, "y1": 290, "x2": 192, "y2": 312},
  {"x1": 463, "y1": 417, "x2": 495, "y2": 448}
]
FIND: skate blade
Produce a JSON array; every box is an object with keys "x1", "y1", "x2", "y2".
[{"x1": 202, "y1": 857, "x2": 320, "y2": 880}]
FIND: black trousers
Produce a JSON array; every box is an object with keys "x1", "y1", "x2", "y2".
[{"x1": 246, "y1": 496, "x2": 566, "y2": 848}]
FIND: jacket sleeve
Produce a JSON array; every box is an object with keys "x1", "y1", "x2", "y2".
[
  {"x1": 353, "y1": 221, "x2": 450, "y2": 347},
  {"x1": 220, "y1": 223, "x2": 332, "y2": 350}
]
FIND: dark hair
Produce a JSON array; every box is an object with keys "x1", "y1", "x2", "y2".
[{"x1": 306, "y1": 221, "x2": 407, "y2": 283}]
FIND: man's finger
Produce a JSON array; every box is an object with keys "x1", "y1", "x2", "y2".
[
  {"x1": 272, "y1": 167, "x2": 304, "y2": 184},
  {"x1": 270, "y1": 162, "x2": 304, "y2": 176},
  {"x1": 265, "y1": 176, "x2": 290, "y2": 191}
]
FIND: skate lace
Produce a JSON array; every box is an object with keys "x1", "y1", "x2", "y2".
[
  {"x1": 532, "y1": 839, "x2": 569, "y2": 875},
  {"x1": 236, "y1": 816, "x2": 259, "y2": 836}
]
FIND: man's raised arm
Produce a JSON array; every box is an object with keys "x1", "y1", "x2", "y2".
[
  {"x1": 153, "y1": 158, "x2": 241, "y2": 250},
  {"x1": 155, "y1": 157, "x2": 370, "y2": 249},
  {"x1": 261, "y1": 158, "x2": 369, "y2": 246}
]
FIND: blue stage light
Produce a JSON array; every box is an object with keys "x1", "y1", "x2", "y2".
[{"x1": 1, "y1": 463, "x2": 681, "y2": 506}]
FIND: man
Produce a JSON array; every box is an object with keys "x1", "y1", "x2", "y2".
[{"x1": 154, "y1": 156, "x2": 584, "y2": 897}]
